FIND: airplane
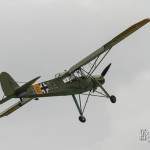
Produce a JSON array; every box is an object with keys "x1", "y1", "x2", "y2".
[{"x1": 0, "y1": 18, "x2": 149, "y2": 122}]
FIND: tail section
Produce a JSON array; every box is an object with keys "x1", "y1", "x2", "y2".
[{"x1": 0, "y1": 72, "x2": 19, "y2": 96}]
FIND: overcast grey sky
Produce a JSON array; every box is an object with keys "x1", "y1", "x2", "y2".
[{"x1": 0, "y1": 0, "x2": 149, "y2": 150}]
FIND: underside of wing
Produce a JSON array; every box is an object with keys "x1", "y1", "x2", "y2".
[
  {"x1": 67, "y1": 18, "x2": 150, "y2": 75},
  {"x1": 0, "y1": 98, "x2": 33, "y2": 118}
]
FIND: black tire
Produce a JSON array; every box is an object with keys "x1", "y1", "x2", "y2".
[
  {"x1": 79, "y1": 116, "x2": 86, "y2": 123},
  {"x1": 110, "y1": 95, "x2": 116, "y2": 103}
]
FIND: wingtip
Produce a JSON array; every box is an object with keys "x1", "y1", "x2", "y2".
[{"x1": 142, "y1": 18, "x2": 150, "y2": 23}]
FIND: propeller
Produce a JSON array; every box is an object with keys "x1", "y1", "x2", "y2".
[{"x1": 101, "y1": 63, "x2": 111, "y2": 77}]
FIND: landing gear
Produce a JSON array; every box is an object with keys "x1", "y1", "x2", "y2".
[
  {"x1": 72, "y1": 95, "x2": 89, "y2": 123},
  {"x1": 95, "y1": 81, "x2": 117, "y2": 104},
  {"x1": 72, "y1": 87, "x2": 116, "y2": 123},
  {"x1": 20, "y1": 98, "x2": 23, "y2": 102},
  {"x1": 79, "y1": 116, "x2": 86, "y2": 123},
  {"x1": 110, "y1": 95, "x2": 116, "y2": 103},
  {"x1": 19, "y1": 98, "x2": 23, "y2": 106}
]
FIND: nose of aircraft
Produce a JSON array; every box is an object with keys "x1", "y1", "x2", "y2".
[{"x1": 93, "y1": 75, "x2": 105, "y2": 85}]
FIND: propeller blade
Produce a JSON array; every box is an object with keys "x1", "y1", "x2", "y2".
[{"x1": 101, "y1": 63, "x2": 111, "y2": 77}]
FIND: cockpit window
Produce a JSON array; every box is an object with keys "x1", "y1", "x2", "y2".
[
  {"x1": 62, "y1": 74, "x2": 77, "y2": 83},
  {"x1": 63, "y1": 77, "x2": 70, "y2": 83}
]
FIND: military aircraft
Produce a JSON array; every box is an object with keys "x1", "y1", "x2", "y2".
[{"x1": 0, "y1": 18, "x2": 149, "y2": 122}]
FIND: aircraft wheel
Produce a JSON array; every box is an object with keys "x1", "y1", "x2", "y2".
[
  {"x1": 110, "y1": 95, "x2": 116, "y2": 103},
  {"x1": 79, "y1": 116, "x2": 86, "y2": 123},
  {"x1": 18, "y1": 102, "x2": 23, "y2": 107}
]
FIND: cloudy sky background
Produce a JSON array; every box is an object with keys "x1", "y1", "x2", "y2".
[{"x1": 0, "y1": 0, "x2": 149, "y2": 149}]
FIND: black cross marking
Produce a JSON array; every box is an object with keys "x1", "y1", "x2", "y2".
[{"x1": 41, "y1": 83, "x2": 49, "y2": 94}]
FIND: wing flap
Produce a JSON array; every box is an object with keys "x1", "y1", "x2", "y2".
[
  {"x1": 0, "y1": 98, "x2": 33, "y2": 118},
  {"x1": 67, "y1": 18, "x2": 150, "y2": 74}
]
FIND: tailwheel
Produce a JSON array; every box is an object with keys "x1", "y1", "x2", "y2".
[
  {"x1": 110, "y1": 95, "x2": 116, "y2": 103},
  {"x1": 79, "y1": 116, "x2": 86, "y2": 123}
]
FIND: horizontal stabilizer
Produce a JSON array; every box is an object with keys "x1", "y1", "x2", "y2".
[
  {"x1": 0, "y1": 98, "x2": 33, "y2": 118},
  {"x1": 15, "y1": 76, "x2": 40, "y2": 95},
  {"x1": 0, "y1": 96, "x2": 12, "y2": 105}
]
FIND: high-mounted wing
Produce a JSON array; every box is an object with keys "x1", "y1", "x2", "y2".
[
  {"x1": 66, "y1": 18, "x2": 150, "y2": 75},
  {"x1": 0, "y1": 98, "x2": 33, "y2": 118}
]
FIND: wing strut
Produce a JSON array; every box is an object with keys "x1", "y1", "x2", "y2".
[{"x1": 87, "y1": 49, "x2": 111, "y2": 77}]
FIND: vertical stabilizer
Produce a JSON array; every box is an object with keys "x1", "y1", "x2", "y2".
[{"x1": 0, "y1": 72, "x2": 19, "y2": 96}]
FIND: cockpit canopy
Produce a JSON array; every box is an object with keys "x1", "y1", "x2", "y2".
[
  {"x1": 55, "y1": 70, "x2": 86, "y2": 83},
  {"x1": 55, "y1": 70, "x2": 67, "y2": 78}
]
